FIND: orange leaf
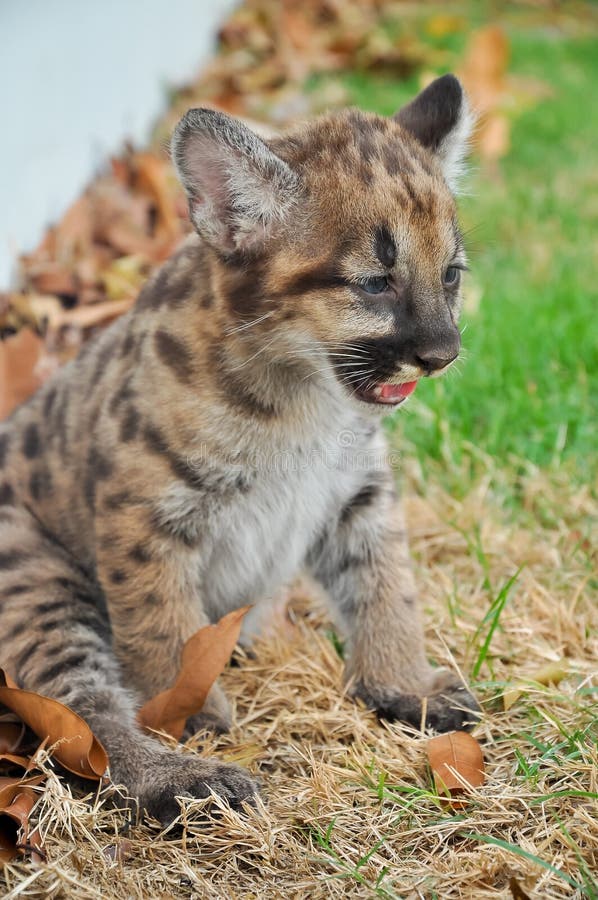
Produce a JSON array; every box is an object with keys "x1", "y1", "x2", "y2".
[
  {"x1": 56, "y1": 298, "x2": 134, "y2": 330},
  {"x1": 459, "y1": 26, "x2": 511, "y2": 163},
  {"x1": 132, "y1": 152, "x2": 181, "y2": 241},
  {"x1": 0, "y1": 670, "x2": 107, "y2": 780},
  {"x1": 427, "y1": 731, "x2": 485, "y2": 808},
  {"x1": 28, "y1": 266, "x2": 77, "y2": 298},
  {"x1": 138, "y1": 606, "x2": 251, "y2": 740},
  {"x1": 0, "y1": 778, "x2": 45, "y2": 864},
  {"x1": 503, "y1": 660, "x2": 569, "y2": 711},
  {"x1": 0, "y1": 722, "x2": 25, "y2": 754},
  {"x1": 0, "y1": 754, "x2": 33, "y2": 772},
  {"x1": 0, "y1": 328, "x2": 45, "y2": 420}
]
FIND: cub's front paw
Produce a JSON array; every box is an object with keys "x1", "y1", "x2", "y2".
[
  {"x1": 135, "y1": 753, "x2": 258, "y2": 825},
  {"x1": 357, "y1": 672, "x2": 481, "y2": 733},
  {"x1": 422, "y1": 669, "x2": 481, "y2": 732}
]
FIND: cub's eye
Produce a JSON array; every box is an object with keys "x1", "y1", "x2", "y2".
[
  {"x1": 360, "y1": 276, "x2": 389, "y2": 295},
  {"x1": 443, "y1": 266, "x2": 461, "y2": 287}
]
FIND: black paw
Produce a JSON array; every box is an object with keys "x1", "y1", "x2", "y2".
[
  {"x1": 422, "y1": 676, "x2": 481, "y2": 732},
  {"x1": 358, "y1": 673, "x2": 481, "y2": 733},
  {"x1": 136, "y1": 753, "x2": 258, "y2": 825}
]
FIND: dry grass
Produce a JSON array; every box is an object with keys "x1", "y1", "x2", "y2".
[{"x1": 2, "y1": 471, "x2": 596, "y2": 899}]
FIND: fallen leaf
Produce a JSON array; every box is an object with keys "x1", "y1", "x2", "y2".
[
  {"x1": 47, "y1": 194, "x2": 95, "y2": 258},
  {"x1": 425, "y1": 14, "x2": 466, "y2": 38},
  {"x1": 132, "y1": 153, "x2": 180, "y2": 241},
  {"x1": 28, "y1": 265, "x2": 78, "y2": 299},
  {"x1": 0, "y1": 328, "x2": 45, "y2": 420},
  {"x1": 0, "y1": 777, "x2": 45, "y2": 864},
  {"x1": 139, "y1": 606, "x2": 251, "y2": 740},
  {"x1": 0, "y1": 670, "x2": 108, "y2": 780},
  {"x1": 103, "y1": 838, "x2": 133, "y2": 865},
  {"x1": 427, "y1": 731, "x2": 485, "y2": 807},
  {"x1": 503, "y1": 661, "x2": 569, "y2": 711},
  {"x1": 0, "y1": 683, "x2": 107, "y2": 866},
  {"x1": 102, "y1": 256, "x2": 147, "y2": 303},
  {"x1": 0, "y1": 748, "x2": 33, "y2": 772},
  {"x1": 0, "y1": 722, "x2": 25, "y2": 754},
  {"x1": 459, "y1": 26, "x2": 511, "y2": 163},
  {"x1": 58, "y1": 298, "x2": 134, "y2": 330}
]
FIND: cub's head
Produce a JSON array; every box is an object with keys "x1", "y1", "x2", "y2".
[{"x1": 172, "y1": 75, "x2": 473, "y2": 411}]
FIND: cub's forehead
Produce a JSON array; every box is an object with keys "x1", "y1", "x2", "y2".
[{"x1": 271, "y1": 109, "x2": 459, "y2": 263}]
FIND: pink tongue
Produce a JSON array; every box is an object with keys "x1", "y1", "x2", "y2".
[{"x1": 379, "y1": 380, "x2": 418, "y2": 402}]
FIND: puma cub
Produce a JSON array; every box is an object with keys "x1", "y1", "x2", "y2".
[{"x1": 0, "y1": 75, "x2": 479, "y2": 822}]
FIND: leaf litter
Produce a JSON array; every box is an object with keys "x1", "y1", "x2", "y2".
[{"x1": 0, "y1": 608, "x2": 249, "y2": 865}]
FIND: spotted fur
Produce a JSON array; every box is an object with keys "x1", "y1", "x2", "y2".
[{"x1": 0, "y1": 75, "x2": 479, "y2": 823}]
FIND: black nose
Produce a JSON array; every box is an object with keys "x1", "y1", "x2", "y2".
[{"x1": 414, "y1": 349, "x2": 459, "y2": 373}]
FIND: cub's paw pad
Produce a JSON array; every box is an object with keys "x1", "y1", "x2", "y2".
[{"x1": 138, "y1": 756, "x2": 258, "y2": 825}]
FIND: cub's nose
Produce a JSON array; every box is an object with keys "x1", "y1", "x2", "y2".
[{"x1": 414, "y1": 348, "x2": 459, "y2": 374}]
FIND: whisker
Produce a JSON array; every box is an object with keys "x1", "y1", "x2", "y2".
[
  {"x1": 224, "y1": 310, "x2": 275, "y2": 335},
  {"x1": 227, "y1": 335, "x2": 280, "y2": 371}
]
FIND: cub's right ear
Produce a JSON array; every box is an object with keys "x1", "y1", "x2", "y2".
[
  {"x1": 172, "y1": 108, "x2": 300, "y2": 255},
  {"x1": 395, "y1": 74, "x2": 474, "y2": 192}
]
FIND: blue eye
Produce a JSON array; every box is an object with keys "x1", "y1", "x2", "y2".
[
  {"x1": 443, "y1": 266, "x2": 461, "y2": 287},
  {"x1": 360, "y1": 276, "x2": 389, "y2": 295}
]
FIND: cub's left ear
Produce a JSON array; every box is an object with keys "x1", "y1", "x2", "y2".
[
  {"x1": 395, "y1": 74, "x2": 474, "y2": 192},
  {"x1": 172, "y1": 108, "x2": 300, "y2": 255}
]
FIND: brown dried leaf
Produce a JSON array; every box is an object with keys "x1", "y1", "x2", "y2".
[
  {"x1": 60, "y1": 298, "x2": 134, "y2": 330},
  {"x1": 0, "y1": 328, "x2": 45, "y2": 420},
  {"x1": 459, "y1": 26, "x2": 511, "y2": 162},
  {"x1": 0, "y1": 778, "x2": 45, "y2": 864},
  {"x1": 33, "y1": 194, "x2": 94, "y2": 263},
  {"x1": 427, "y1": 731, "x2": 485, "y2": 807},
  {"x1": 28, "y1": 266, "x2": 78, "y2": 299},
  {"x1": 102, "y1": 256, "x2": 147, "y2": 303},
  {"x1": 0, "y1": 670, "x2": 108, "y2": 780},
  {"x1": 103, "y1": 838, "x2": 133, "y2": 865},
  {"x1": 138, "y1": 606, "x2": 251, "y2": 740},
  {"x1": 132, "y1": 152, "x2": 181, "y2": 241},
  {"x1": 0, "y1": 755, "x2": 34, "y2": 774},
  {"x1": 503, "y1": 660, "x2": 570, "y2": 711},
  {"x1": 0, "y1": 723, "x2": 25, "y2": 755}
]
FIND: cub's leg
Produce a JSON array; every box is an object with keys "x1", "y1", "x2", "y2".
[
  {"x1": 0, "y1": 506, "x2": 256, "y2": 823},
  {"x1": 308, "y1": 474, "x2": 480, "y2": 732},
  {"x1": 93, "y1": 493, "x2": 232, "y2": 733}
]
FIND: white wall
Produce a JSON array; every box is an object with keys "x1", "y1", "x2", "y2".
[{"x1": 0, "y1": 0, "x2": 236, "y2": 287}]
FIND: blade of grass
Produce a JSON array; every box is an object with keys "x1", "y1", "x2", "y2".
[{"x1": 471, "y1": 567, "x2": 522, "y2": 678}]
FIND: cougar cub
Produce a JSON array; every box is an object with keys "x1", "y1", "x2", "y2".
[{"x1": 0, "y1": 74, "x2": 479, "y2": 822}]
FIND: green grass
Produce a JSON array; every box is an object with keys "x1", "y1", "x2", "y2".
[{"x1": 314, "y1": 10, "x2": 598, "y2": 482}]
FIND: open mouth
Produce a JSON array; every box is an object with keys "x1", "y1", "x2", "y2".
[{"x1": 353, "y1": 380, "x2": 418, "y2": 406}]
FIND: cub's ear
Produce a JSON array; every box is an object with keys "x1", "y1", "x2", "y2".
[
  {"x1": 394, "y1": 74, "x2": 474, "y2": 192},
  {"x1": 172, "y1": 108, "x2": 300, "y2": 254}
]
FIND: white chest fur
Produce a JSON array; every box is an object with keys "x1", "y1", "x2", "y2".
[{"x1": 201, "y1": 412, "x2": 383, "y2": 624}]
